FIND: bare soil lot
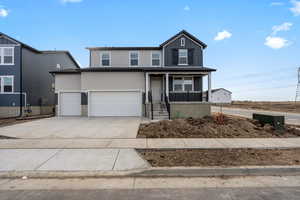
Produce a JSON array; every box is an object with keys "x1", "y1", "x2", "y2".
[
  {"x1": 138, "y1": 148, "x2": 300, "y2": 167},
  {"x1": 222, "y1": 101, "x2": 300, "y2": 113},
  {"x1": 138, "y1": 115, "x2": 300, "y2": 138}
]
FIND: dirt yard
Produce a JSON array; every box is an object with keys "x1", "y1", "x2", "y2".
[
  {"x1": 138, "y1": 115, "x2": 300, "y2": 138},
  {"x1": 222, "y1": 101, "x2": 300, "y2": 113},
  {"x1": 138, "y1": 148, "x2": 300, "y2": 167}
]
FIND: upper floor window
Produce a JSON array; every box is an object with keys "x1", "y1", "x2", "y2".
[
  {"x1": 180, "y1": 38, "x2": 185, "y2": 47},
  {"x1": 0, "y1": 47, "x2": 14, "y2": 65},
  {"x1": 101, "y1": 52, "x2": 110, "y2": 66},
  {"x1": 151, "y1": 52, "x2": 160, "y2": 66},
  {"x1": 129, "y1": 51, "x2": 139, "y2": 66},
  {"x1": 0, "y1": 76, "x2": 13, "y2": 93},
  {"x1": 178, "y1": 49, "x2": 188, "y2": 65}
]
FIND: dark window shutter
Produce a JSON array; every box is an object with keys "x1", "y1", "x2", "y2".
[
  {"x1": 188, "y1": 49, "x2": 194, "y2": 65},
  {"x1": 169, "y1": 76, "x2": 173, "y2": 91},
  {"x1": 172, "y1": 49, "x2": 178, "y2": 65}
]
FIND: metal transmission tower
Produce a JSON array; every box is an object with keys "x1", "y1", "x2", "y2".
[{"x1": 296, "y1": 67, "x2": 300, "y2": 102}]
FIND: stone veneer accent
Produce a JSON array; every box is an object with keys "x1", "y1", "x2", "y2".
[
  {"x1": 170, "y1": 102, "x2": 211, "y2": 119},
  {"x1": 0, "y1": 106, "x2": 54, "y2": 118}
]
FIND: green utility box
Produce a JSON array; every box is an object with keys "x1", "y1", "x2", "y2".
[{"x1": 253, "y1": 113, "x2": 285, "y2": 130}]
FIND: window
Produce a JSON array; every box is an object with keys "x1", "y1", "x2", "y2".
[
  {"x1": 180, "y1": 38, "x2": 185, "y2": 47},
  {"x1": 0, "y1": 76, "x2": 13, "y2": 93},
  {"x1": 173, "y1": 77, "x2": 193, "y2": 92},
  {"x1": 129, "y1": 51, "x2": 139, "y2": 66},
  {"x1": 178, "y1": 49, "x2": 188, "y2": 65},
  {"x1": 0, "y1": 47, "x2": 14, "y2": 65},
  {"x1": 101, "y1": 52, "x2": 110, "y2": 66},
  {"x1": 151, "y1": 52, "x2": 160, "y2": 66}
]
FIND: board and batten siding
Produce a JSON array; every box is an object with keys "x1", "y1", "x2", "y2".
[
  {"x1": 90, "y1": 50, "x2": 161, "y2": 67},
  {"x1": 81, "y1": 72, "x2": 145, "y2": 91}
]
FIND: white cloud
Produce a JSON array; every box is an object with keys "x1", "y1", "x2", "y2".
[
  {"x1": 184, "y1": 5, "x2": 190, "y2": 11},
  {"x1": 0, "y1": 8, "x2": 8, "y2": 17},
  {"x1": 61, "y1": 0, "x2": 82, "y2": 3},
  {"x1": 264, "y1": 36, "x2": 289, "y2": 49},
  {"x1": 270, "y1": 2, "x2": 285, "y2": 6},
  {"x1": 290, "y1": 0, "x2": 300, "y2": 16},
  {"x1": 214, "y1": 30, "x2": 232, "y2": 41},
  {"x1": 272, "y1": 22, "x2": 293, "y2": 35}
]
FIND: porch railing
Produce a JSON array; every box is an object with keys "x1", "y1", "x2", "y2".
[
  {"x1": 164, "y1": 93, "x2": 170, "y2": 120},
  {"x1": 148, "y1": 91, "x2": 154, "y2": 120},
  {"x1": 169, "y1": 91, "x2": 203, "y2": 102}
]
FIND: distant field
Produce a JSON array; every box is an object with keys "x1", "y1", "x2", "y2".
[{"x1": 221, "y1": 101, "x2": 300, "y2": 114}]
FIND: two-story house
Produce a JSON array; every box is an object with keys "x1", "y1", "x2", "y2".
[
  {"x1": 52, "y1": 30, "x2": 216, "y2": 119},
  {"x1": 0, "y1": 33, "x2": 80, "y2": 118}
]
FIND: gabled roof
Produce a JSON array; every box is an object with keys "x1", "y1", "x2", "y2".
[
  {"x1": 160, "y1": 30, "x2": 207, "y2": 49},
  {"x1": 86, "y1": 30, "x2": 207, "y2": 50},
  {"x1": 0, "y1": 32, "x2": 40, "y2": 53},
  {"x1": 0, "y1": 32, "x2": 80, "y2": 68},
  {"x1": 212, "y1": 88, "x2": 232, "y2": 94}
]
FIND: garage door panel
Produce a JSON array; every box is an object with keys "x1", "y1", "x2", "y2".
[
  {"x1": 90, "y1": 91, "x2": 141, "y2": 117},
  {"x1": 60, "y1": 92, "x2": 81, "y2": 116}
]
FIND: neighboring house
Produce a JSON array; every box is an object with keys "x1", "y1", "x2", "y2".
[
  {"x1": 0, "y1": 33, "x2": 80, "y2": 118},
  {"x1": 52, "y1": 30, "x2": 216, "y2": 119},
  {"x1": 211, "y1": 88, "x2": 232, "y2": 104}
]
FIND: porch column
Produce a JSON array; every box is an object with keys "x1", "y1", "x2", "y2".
[
  {"x1": 165, "y1": 73, "x2": 169, "y2": 99},
  {"x1": 208, "y1": 72, "x2": 211, "y2": 102},
  {"x1": 145, "y1": 72, "x2": 149, "y2": 103}
]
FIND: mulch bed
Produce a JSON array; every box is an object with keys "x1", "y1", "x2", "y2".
[
  {"x1": 137, "y1": 115, "x2": 300, "y2": 138},
  {"x1": 138, "y1": 148, "x2": 300, "y2": 167}
]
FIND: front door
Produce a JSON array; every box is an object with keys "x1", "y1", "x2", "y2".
[{"x1": 151, "y1": 78, "x2": 162, "y2": 103}]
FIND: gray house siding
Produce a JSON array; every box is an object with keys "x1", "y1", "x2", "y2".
[
  {"x1": 22, "y1": 49, "x2": 78, "y2": 107},
  {"x1": 164, "y1": 35, "x2": 203, "y2": 66}
]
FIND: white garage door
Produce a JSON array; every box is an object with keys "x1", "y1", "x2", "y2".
[
  {"x1": 89, "y1": 91, "x2": 142, "y2": 117},
  {"x1": 60, "y1": 92, "x2": 81, "y2": 116}
]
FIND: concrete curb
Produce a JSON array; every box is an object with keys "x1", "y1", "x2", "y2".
[
  {"x1": 1, "y1": 166, "x2": 300, "y2": 178},
  {"x1": 134, "y1": 166, "x2": 300, "y2": 177}
]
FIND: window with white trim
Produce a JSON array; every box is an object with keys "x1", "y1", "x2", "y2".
[
  {"x1": 0, "y1": 47, "x2": 14, "y2": 65},
  {"x1": 130, "y1": 51, "x2": 139, "y2": 66},
  {"x1": 180, "y1": 38, "x2": 185, "y2": 47},
  {"x1": 151, "y1": 52, "x2": 160, "y2": 66},
  {"x1": 0, "y1": 76, "x2": 13, "y2": 93},
  {"x1": 101, "y1": 52, "x2": 110, "y2": 66},
  {"x1": 173, "y1": 77, "x2": 193, "y2": 92},
  {"x1": 178, "y1": 49, "x2": 188, "y2": 65}
]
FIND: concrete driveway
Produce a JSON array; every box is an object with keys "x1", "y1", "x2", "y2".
[{"x1": 0, "y1": 117, "x2": 141, "y2": 139}]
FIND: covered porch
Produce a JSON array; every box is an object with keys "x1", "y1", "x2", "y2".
[{"x1": 145, "y1": 72, "x2": 212, "y2": 103}]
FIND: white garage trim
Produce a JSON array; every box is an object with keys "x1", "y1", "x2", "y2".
[
  {"x1": 58, "y1": 91, "x2": 82, "y2": 116},
  {"x1": 87, "y1": 90, "x2": 143, "y2": 117}
]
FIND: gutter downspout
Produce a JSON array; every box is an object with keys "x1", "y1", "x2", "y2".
[{"x1": 18, "y1": 47, "x2": 23, "y2": 117}]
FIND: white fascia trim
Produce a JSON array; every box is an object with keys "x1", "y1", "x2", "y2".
[
  {"x1": 150, "y1": 51, "x2": 161, "y2": 67},
  {"x1": 162, "y1": 33, "x2": 204, "y2": 49}
]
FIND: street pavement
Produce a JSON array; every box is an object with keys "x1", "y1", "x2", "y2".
[
  {"x1": 0, "y1": 176, "x2": 300, "y2": 200},
  {"x1": 212, "y1": 106, "x2": 300, "y2": 125}
]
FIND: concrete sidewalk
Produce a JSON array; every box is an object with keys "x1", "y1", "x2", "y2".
[
  {"x1": 0, "y1": 138, "x2": 300, "y2": 149},
  {"x1": 0, "y1": 149, "x2": 149, "y2": 172}
]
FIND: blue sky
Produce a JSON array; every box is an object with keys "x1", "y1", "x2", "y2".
[{"x1": 1, "y1": 0, "x2": 300, "y2": 101}]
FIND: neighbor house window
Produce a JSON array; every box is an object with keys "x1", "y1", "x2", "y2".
[
  {"x1": 0, "y1": 76, "x2": 13, "y2": 93},
  {"x1": 151, "y1": 52, "x2": 160, "y2": 66},
  {"x1": 0, "y1": 47, "x2": 14, "y2": 65},
  {"x1": 180, "y1": 38, "x2": 185, "y2": 47},
  {"x1": 129, "y1": 51, "x2": 139, "y2": 66},
  {"x1": 178, "y1": 49, "x2": 188, "y2": 65},
  {"x1": 101, "y1": 52, "x2": 110, "y2": 66},
  {"x1": 173, "y1": 77, "x2": 193, "y2": 92}
]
